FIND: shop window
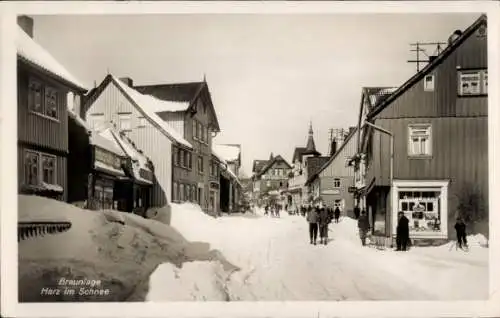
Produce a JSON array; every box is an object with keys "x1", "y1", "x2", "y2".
[
  {"x1": 458, "y1": 69, "x2": 487, "y2": 96},
  {"x1": 408, "y1": 124, "x2": 432, "y2": 157},
  {"x1": 424, "y1": 74, "x2": 435, "y2": 92},
  {"x1": 398, "y1": 190, "x2": 441, "y2": 233}
]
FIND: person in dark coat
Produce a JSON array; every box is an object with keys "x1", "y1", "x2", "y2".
[
  {"x1": 318, "y1": 207, "x2": 330, "y2": 245},
  {"x1": 328, "y1": 207, "x2": 334, "y2": 224},
  {"x1": 454, "y1": 217, "x2": 468, "y2": 249},
  {"x1": 357, "y1": 210, "x2": 370, "y2": 246},
  {"x1": 334, "y1": 207, "x2": 341, "y2": 223},
  {"x1": 264, "y1": 205, "x2": 269, "y2": 216},
  {"x1": 354, "y1": 206, "x2": 360, "y2": 219},
  {"x1": 396, "y1": 211, "x2": 410, "y2": 251},
  {"x1": 307, "y1": 206, "x2": 319, "y2": 245}
]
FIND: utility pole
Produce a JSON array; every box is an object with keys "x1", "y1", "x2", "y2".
[{"x1": 407, "y1": 42, "x2": 446, "y2": 72}]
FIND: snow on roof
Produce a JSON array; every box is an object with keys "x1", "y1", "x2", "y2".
[
  {"x1": 213, "y1": 144, "x2": 240, "y2": 162},
  {"x1": 111, "y1": 76, "x2": 192, "y2": 149},
  {"x1": 131, "y1": 89, "x2": 190, "y2": 113},
  {"x1": 90, "y1": 128, "x2": 127, "y2": 157},
  {"x1": 109, "y1": 130, "x2": 154, "y2": 185},
  {"x1": 68, "y1": 109, "x2": 90, "y2": 132},
  {"x1": 16, "y1": 26, "x2": 88, "y2": 91},
  {"x1": 94, "y1": 160, "x2": 126, "y2": 177}
]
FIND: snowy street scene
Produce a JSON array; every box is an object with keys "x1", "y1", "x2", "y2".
[{"x1": 3, "y1": 8, "x2": 492, "y2": 309}]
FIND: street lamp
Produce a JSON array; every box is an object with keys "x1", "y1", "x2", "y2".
[{"x1": 363, "y1": 121, "x2": 394, "y2": 237}]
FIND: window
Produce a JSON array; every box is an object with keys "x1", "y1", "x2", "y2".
[
  {"x1": 179, "y1": 184, "x2": 184, "y2": 202},
  {"x1": 28, "y1": 79, "x2": 43, "y2": 113},
  {"x1": 119, "y1": 113, "x2": 131, "y2": 131},
  {"x1": 458, "y1": 70, "x2": 487, "y2": 95},
  {"x1": 184, "y1": 151, "x2": 189, "y2": 168},
  {"x1": 179, "y1": 151, "x2": 184, "y2": 168},
  {"x1": 333, "y1": 178, "x2": 341, "y2": 188},
  {"x1": 174, "y1": 148, "x2": 179, "y2": 166},
  {"x1": 24, "y1": 151, "x2": 39, "y2": 186},
  {"x1": 198, "y1": 156, "x2": 204, "y2": 173},
  {"x1": 28, "y1": 79, "x2": 59, "y2": 119},
  {"x1": 424, "y1": 75, "x2": 435, "y2": 91},
  {"x1": 42, "y1": 155, "x2": 56, "y2": 184},
  {"x1": 173, "y1": 182, "x2": 178, "y2": 202},
  {"x1": 210, "y1": 160, "x2": 215, "y2": 176},
  {"x1": 24, "y1": 150, "x2": 57, "y2": 186},
  {"x1": 198, "y1": 122, "x2": 203, "y2": 141},
  {"x1": 138, "y1": 117, "x2": 147, "y2": 127},
  {"x1": 408, "y1": 124, "x2": 432, "y2": 157},
  {"x1": 44, "y1": 86, "x2": 58, "y2": 119},
  {"x1": 193, "y1": 120, "x2": 198, "y2": 140}
]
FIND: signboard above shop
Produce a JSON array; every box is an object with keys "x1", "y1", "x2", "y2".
[
  {"x1": 322, "y1": 189, "x2": 341, "y2": 195},
  {"x1": 94, "y1": 146, "x2": 122, "y2": 170}
]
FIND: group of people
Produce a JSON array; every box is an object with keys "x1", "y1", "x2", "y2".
[
  {"x1": 264, "y1": 204, "x2": 281, "y2": 217},
  {"x1": 305, "y1": 206, "x2": 341, "y2": 245}
]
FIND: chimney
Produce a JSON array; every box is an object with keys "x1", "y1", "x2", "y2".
[
  {"x1": 330, "y1": 140, "x2": 337, "y2": 156},
  {"x1": 17, "y1": 15, "x2": 34, "y2": 38},
  {"x1": 119, "y1": 77, "x2": 134, "y2": 87}
]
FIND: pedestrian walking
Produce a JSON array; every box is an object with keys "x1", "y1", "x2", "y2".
[
  {"x1": 318, "y1": 207, "x2": 329, "y2": 245},
  {"x1": 357, "y1": 210, "x2": 370, "y2": 246},
  {"x1": 334, "y1": 207, "x2": 341, "y2": 223},
  {"x1": 307, "y1": 206, "x2": 319, "y2": 245},
  {"x1": 328, "y1": 207, "x2": 334, "y2": 223},
  {"x1": 396, "y1": 211, "x2": 410, "y2": 251},
  {"x1": 264, "y1": 205, "x2": 269, "y2": 216},
  {"x1": 276, "y1": 205, "x2": 281, "y2": 218},
  {"x1": 454, "y1": 217, "x2": 468, "y2": 250}
]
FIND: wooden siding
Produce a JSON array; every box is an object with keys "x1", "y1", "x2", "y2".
[
  {"x1": 18, "y1": 145, "x2": 68, "y2": 201},
  {"x1": 157, "y1": 111, "x2": 184, "y2": 137},
  {"x1": 17, "y1": 65, "x2": 70, "y2": 152},
  {"x1": 319, "y1": 135, "x2": 357, "y2": 179},
  {"x1": 84, "y1": 81, "x2": 173, "y2": 207},
  {"x1": 377, "y1": 27, "x2": 487, "y2": 120}
]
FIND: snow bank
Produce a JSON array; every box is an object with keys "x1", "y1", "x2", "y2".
[
  {"x1": 18, "y1": 195, "x2": 236, "y2": 302},
  {"x1": 146, "y1": 261, "x2": 233, "y2": 301}
]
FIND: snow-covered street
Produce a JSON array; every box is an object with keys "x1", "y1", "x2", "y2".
[{"x1": 148, "y1": 205, "x2": 489, "y2": 301}]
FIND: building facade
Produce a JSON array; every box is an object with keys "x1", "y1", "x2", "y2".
[
  {"x1": 252, "y1": 154, "x2": 292, "y2": 207},
  {"x1": 17, "y1": 17, "x2": 88, "y2": 202},
  {"x1": 82, "y1": 75, "x2": 193, "y2": 208},
  {"x1": 307, "y1": 127, "x2": 357, "y2": 217},
  {"x1": 354, "y1": 15, "x2": 488, "y2": 241},
  {"x1": 133, "y1": 80, "x2": 221, "y2": 214}
]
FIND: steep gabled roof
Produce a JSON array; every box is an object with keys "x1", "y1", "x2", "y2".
[
  {"x1": 367, "y1": 14, "x2": 487, "y2": 120},
  {"x1": 16, "y1": 25, "x2": 88, "y2": 92},
  {"x1": 292, "y1": 147, "x2": 307, "y2": 163},
  {"x1": 252, "y1": 159, "x2": 269, "y2": 174},
  {"x1": 306, "y1": 127, "x2": 358, "y2": 185},
  {"x1": 256, "y1": 154, "x2": 292, "y2": 178},
  {"x1": 85, "y1": 75, "x2": 193, "y2": 149},
  {"x1": 213, "y1": 144, "x2": 240, "y2": 163},
  {"x1": 134, "y1": 81, "x2": 221, "y2": 132},
  {"x1": 306, "y1": 156, "x2": 330, "y2": 181}
]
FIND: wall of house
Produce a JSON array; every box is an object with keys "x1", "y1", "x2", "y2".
[
  {"x1": 157, "y1": 111, "x2": 184, "y2": 136},
  {"x1": 67, "y1": 117, "x2": 91, "y2": 204},
  {"x1": 367, "y1": 26, "x2": 488, "y2": 238},
  {"x1": 18, "y1": 64, "x2": 69, "y2": 153},
  {"x1": 84, "y1": 80, "x2": 172, "y2": 207},
  {"x1": 319, "y1": 176, "x2": 355, "y2": 216}
]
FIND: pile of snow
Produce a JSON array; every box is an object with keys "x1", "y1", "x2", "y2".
[
  {"x1": 146, "y1": 261, "x2": 233, "y2": 301},
  {"x1": 18, "y1": 195, "x2": 236, "y2": 302}
]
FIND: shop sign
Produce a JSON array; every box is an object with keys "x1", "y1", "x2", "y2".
[
  {"x1": 348, "y1": 186, "x2": 357, "y2": 193},
  {"x1": 95, "y1": 147, "x2": 121, "y2": 170}
]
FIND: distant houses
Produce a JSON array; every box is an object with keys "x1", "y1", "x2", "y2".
[
  {"x1": 16, "y1": 16, "x2": 242, "y2": 217},
  {"x1": 251, "y1": 153, "x2": 292, "y2": 207},
  {"x1": 351, "y1": 14, "x2": 488, "y2": 242}
]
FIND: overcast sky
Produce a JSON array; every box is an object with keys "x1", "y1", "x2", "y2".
[{"x1": 31, "y1": 13, "x2": 478, "y2": 176}]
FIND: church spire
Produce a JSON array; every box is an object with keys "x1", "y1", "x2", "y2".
[{"x1": 305, "y1": 121, "x2": 317, "y2": 154}]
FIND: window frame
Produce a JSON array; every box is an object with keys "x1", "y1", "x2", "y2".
[
  {"x1": 333, "y1": 178, "x2": 341, "y2": 188},
  {"x1": 423, "y1": 74, "x2": 435, "y2": 92},
  {"x1": 458, "y1": 69, "x2": 487, "y2": 96},
  {"x1": 28, "y1": 77, "x2": 60, "y2": 121},
  {"x1": 118, "y1": 113, "x2": 132, "y2": 131},
  {"x1": 408, "y1": 124, "x2": 432, "y2": 158},
  {"x1": 23, "y1": 150, "x2": 58, "y2": 186}
]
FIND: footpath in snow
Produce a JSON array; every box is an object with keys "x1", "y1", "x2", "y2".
[{"x1": 150, "y1": 205, "x2": 489, "y2": 301}]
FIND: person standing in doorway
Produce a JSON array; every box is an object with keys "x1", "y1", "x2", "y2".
[
  {"x1": 454, "y1": 217, "x2": 468, "y2": 249},
  {"x1": 357, "y1": 210, "x2": 370, "y2": 246},
  {"x1": 307, "y1": 206, "x2": 319, "y2": 245},
  {"x1": 396, "y1": 211, "x2": 410, "y2": 251},
  {"x1": 334, "y1": 206, "x2": 341, "y2": 223}
]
